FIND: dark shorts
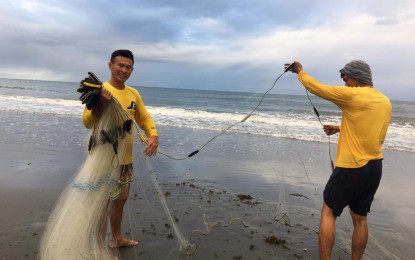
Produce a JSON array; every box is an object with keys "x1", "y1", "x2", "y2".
[{"x1": 323, "y1": 159, "x2": 382, "y2": 217}]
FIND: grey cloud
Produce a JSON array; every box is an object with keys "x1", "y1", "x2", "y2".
[{"x1": 0, "y1": 0, "x2": 414, "y2": 101}]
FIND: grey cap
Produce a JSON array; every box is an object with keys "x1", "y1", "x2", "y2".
[{"x1": 339, "y1": 60, "x2": 373, "y2": 86}]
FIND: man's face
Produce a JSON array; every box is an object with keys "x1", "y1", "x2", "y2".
[
  {"x1": 341, "y1": 73, "x2": 361, "y2": 87},
  {"x1": 109, "y1": 56, "x2": 134, "y2": 83}
]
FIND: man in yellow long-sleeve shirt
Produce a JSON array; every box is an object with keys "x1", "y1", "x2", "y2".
[
  {"x1": 83, "y1": 49, "x2": 158, "y2": 248},
  {"x1": 288, "y1": 60, "x2": 391, "y2": 260}
]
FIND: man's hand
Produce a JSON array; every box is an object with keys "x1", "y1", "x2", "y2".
[
  {"x1": 100, "y1": 87, "x2": 112, "y2": 101},
  {"x1": 284, "y1": 61, "x2": 303, "y2": 74},
  {"x1": 144, "y1": 136, "x2": 159, "y2": 156},
  {"x1": 323, "y1": 125, "x2": 340, "y2": 135},
  {"x1": 91, "y1": 87, "x2": 112, "y2": 118}
]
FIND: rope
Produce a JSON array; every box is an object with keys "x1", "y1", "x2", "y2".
[
  {"x1": 305, "y1": 90, "x2": 335, "y2": 171},
  {"x1": 133, "y1": 66, "x2": 293, "y2": 160}
]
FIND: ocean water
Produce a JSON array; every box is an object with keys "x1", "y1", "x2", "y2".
[{"x1": 1, "y1": 78, "x2": 413, "y2": 153}]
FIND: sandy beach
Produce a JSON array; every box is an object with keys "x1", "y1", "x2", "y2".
[{"x1": 0, "y1": 111, "x2": 414, "y2": 259}]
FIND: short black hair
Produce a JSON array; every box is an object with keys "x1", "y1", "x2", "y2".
[{"x1": 110, "y1": 49, "x2": 134, "y2": 64}]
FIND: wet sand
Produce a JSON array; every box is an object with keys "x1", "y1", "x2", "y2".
[{"x1": 0, "y1": 112, "x2": 414, "y2": 259}]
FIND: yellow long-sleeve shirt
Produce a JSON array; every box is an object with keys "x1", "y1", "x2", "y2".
[
  {"x1": 298, "y1": 71, "x2": 392, "y2": 168},
  {"x1": 82, "y1": 82, "x2": 158, "y2": 164}
]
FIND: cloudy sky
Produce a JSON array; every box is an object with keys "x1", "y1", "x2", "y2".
[{"x1": 1, "y1": 0, "x2": 414, "y2": 101}]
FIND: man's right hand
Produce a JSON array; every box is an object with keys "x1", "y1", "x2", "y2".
[
  {"x1": 101, "y1": 87, "x2": 113, "y2": 101},
  {"x1": 285, "y1": 61, "x2": 303, "y2": 74},
  {"x1": 92, "y1": 87, "x2": 112, "y2": 117},
  {"x1": 291, "y1": 61, "x2": 303, "y2": 74},
  {"x1": 323, "y1": 125, "x2": 340, "y2": 135}
]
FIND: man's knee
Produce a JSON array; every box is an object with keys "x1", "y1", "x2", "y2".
[
  {"x1": 321, "y1": 202, "x2": 336, "y2": 220},
  {"x1": 116, "y1": 186, "x2": 130, "y2": 204},
  {"x1": 349, "y1": 209, "x2": 367, "y2": 227}
]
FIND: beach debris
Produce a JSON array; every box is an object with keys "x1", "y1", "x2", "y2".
[
  {"x1": 289, "y1": 193, "x2": 311, "y2": 200},
  {"x1": 236, "y1": 194, "x2": 261, "y2": 205},
  {"x1": 236, "y1": 194, "x2": 253, "y2": 201},
  {"x1": 265, "y1": 235, "x2": 288, "y2": 249},
  {"x1": 293, "y1": 253, "x2": 304, "y2": 259}
]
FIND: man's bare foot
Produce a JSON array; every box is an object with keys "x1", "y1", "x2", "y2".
[{"x1": 109, "y1": 238, "x2": 139, "y2": 249}]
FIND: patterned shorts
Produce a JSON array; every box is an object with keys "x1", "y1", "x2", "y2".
[{"x1": 109, "y1": 163, "x2": 133, "y2": 200}]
